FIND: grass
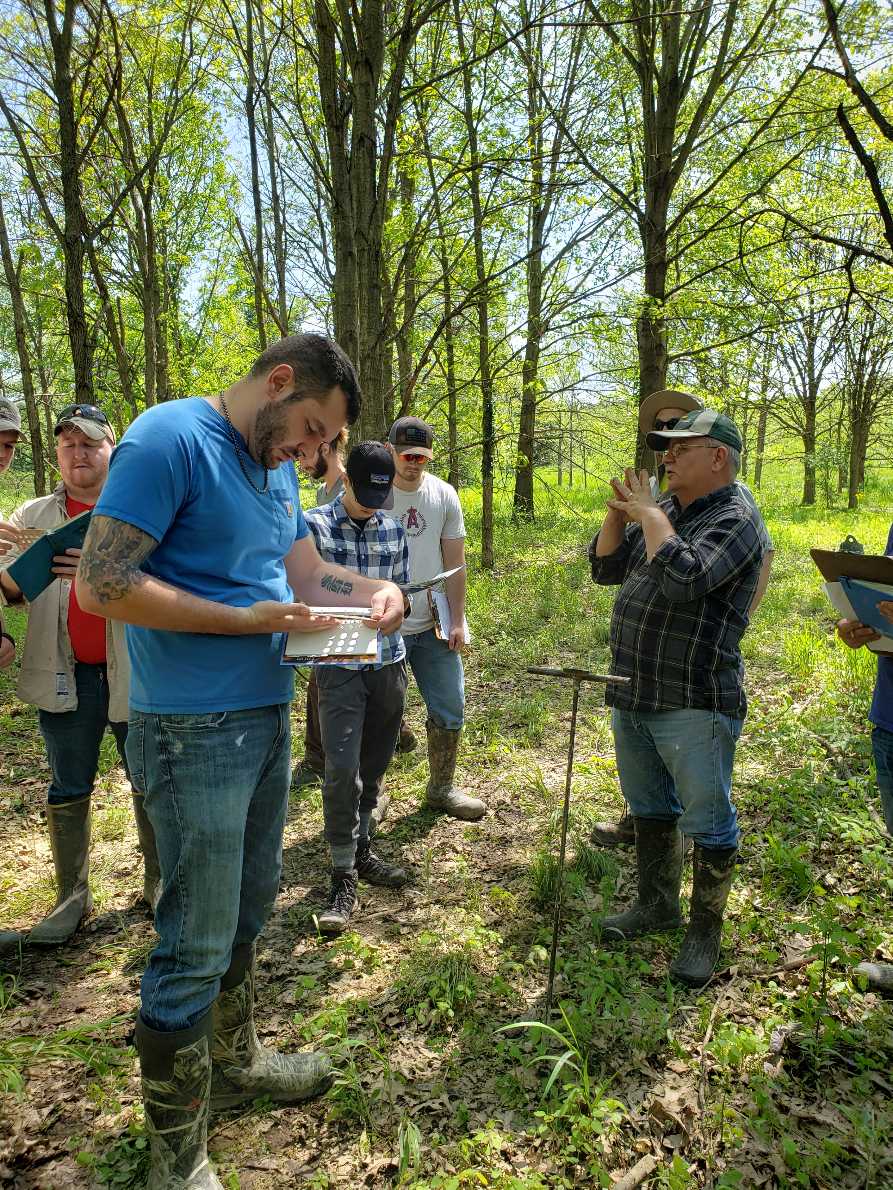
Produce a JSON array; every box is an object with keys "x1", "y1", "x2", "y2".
[{"x1": 2, "y1": 461, "x2": 893, "y2": 1186}]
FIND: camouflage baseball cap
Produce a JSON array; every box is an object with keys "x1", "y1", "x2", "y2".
[
  {"x1": 0, "y1": 398, "x2": 22, "y2": 436},
  {"x1": 645, "y1": 407, "x2": 742, "y2": 453}
]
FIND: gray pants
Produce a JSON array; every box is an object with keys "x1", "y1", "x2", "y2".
[{"x1": 316, "y1": 661, "x2": 408, "y2": 870}]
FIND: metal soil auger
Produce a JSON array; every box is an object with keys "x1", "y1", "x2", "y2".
[{"x1": 527, "y1": 666, "x2": 630, "y2": 1018}]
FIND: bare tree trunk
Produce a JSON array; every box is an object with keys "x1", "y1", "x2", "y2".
[
  {"x1": 754, "y1": 401, "x2": 768, "y2": 489},
  {"x1": 0, "y1": 193, "x2": 46, "y2": 494},
  {"x1": 244, "y1": 0, "x2": 267, "y2": 348}
]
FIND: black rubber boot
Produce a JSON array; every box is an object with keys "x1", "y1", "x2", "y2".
[
  {"x1": 317, "y1": 869, "x2": 358, "y2": 934},
  {"x1": 601, "y1": 817, "x2": 683, "y2": 940},
  {"x1": 132, "y1": 793, "x2": 162, "y2": 910},
  {"x1": 669, "y1": 845, "x2": 737, "y2": 988},
  {"x1": 355, "y1": 838, "x2": 408, "y2": 887},
  {"x1": 590, "y1": 808, "x2": 636, "y2": 847},
  {"x1": 29, "y1": 796, "x2": 92, "y2": 945},
  {"x1": 136, "y1": 1012, "x2": 223, "y2": 1189},
  {"x1": 210, "y1": 943, "x2": 332, "y2": 1109}
]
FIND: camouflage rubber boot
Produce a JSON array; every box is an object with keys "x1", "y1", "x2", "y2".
[
  {"x1": 136, "y1": 1012, "x2": 223, "y2": 1190},
  {"x1": 29, "y1": 796, "x2": 93, "y2": 946},
  {"x1": 669, "y1": 845, "x2": 737, "y2": 988},
  {"x1": 424, "y1": 720, "x2": 485, "y2": 820},
  {"x1": 601, "y1": 817, "x2": 684, "y2": 941},
  {"x1": 210, "y1": 943, "x2": 332, "y2": 1110},
  {"x1": 368, "y1": 791, "x2": 390, "y2": 836},
  {"x1": 132, "y1": 793, "x2": 162, "y2": 911},
  {"x1": 590, "y1": 807, "x2": 636, "y2": 847},
  {"x1": 0, "y1": 930, "x2": 22, "y2": 954}
]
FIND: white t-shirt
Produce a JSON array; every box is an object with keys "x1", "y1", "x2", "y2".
[{"x1": 389, "y1": 472, "x2": 465, "y2": 635}]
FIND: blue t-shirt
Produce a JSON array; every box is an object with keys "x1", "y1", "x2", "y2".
[
  {"x1": 95, "y1": 398, "x2": 309, "y2": 713},
  {"x1": 870, "y1": 523, "x2": 893, "y2": 732}
]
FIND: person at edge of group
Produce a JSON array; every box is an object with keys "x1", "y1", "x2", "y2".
[
  {"x1": 305, "y1": 441, "x2": 412, "y2": 935},
  {"x1": 386, "y1": 416, "x2": 485, "y2": 821},
  {"x1": 0, "y1": 402, "x2": 160, "y2": 956},
  {"x1": 589, "y1": 407, "x2": 765, "y2": 988},
  {"x1": 75, "y1": 334, "x2": 405, "y2": 1190},
  {"x1": 591, "y1": 389, "x2": 775, "y2": 849},
  {"x1": 0, "y1": 397, "x2": 22, "y2": 674},
  {"x1": 837, "y1": 542, "x2": 893, "y2": 998},
  {"x1": 291, "y1": 429, "x2": 349, "y2": 788},
  {"x1": 292, "y1": 431, "x2": 418, "y2": 792}
]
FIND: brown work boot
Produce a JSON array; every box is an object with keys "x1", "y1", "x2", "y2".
[
  {"x1": 601, "y1": 817, "x2": 683, "y2": 941},
  {"x1": 424, "y1": 720, "x2": 485, "y2": 820},
  {"x1": 590, "y1": 809, "x2": 636, "y2": 847},
  {"x1": 397, "y1": 721, "x2": 417, "y2": 753},
  {"x1": 29, "y1": 796, "x2": 92, "y2": 946}
]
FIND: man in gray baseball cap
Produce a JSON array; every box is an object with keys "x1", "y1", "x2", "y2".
[
  {"x1": 0, "y1": 398, "x2": 22, "y2": 475},
  {"x1": 589, "y1": 405, "x2": 766, "y2": 987}
]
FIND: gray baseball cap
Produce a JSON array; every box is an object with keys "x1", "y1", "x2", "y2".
[
  {"x1": 646, "y1": 408, "x2": 742, "y2": 453},
  {"x1": 0, "y1": 398, "x2": 22, "y2": 436}
]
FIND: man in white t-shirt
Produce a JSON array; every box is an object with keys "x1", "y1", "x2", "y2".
[{"x1": 387, "y1": 417, "x2": 485, "y2": 820}]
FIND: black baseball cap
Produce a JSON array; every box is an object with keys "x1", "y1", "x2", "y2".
[
  {"x1": 54, "y1": 403, "x2": 116, "y2": 444},
  {"x1": 346, "y1": 441, "x2": 395, "y2": 510},
  {"x1": 388, "y1": 416, "x2": 434, "y2": 458}
]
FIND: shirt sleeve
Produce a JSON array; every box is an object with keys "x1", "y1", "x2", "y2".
[
  {"x1": 648, "y1": 512, "x2": 762, "y2": 603},
  {"x1": 441, "y1": 484, "x2": 466, "y2": 539},
  {"x1": 589, "y1": 524, "x2": 637, "y2": 585},
  {"x1": 395, "y1": 528, "x2": 411, "y2": 587},
  {"x1": 94, "y1": 411, "x2": 192, "y2": 543}
]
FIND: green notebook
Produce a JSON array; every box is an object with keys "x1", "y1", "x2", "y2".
[{"x1": 6, "y1": 510, "x2": 92, "y2": 602}]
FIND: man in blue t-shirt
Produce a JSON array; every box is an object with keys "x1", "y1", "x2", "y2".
[
  {"x1": 76, "y1": 334, "x2": 405, "y2": 1190},
  {"x1": 837, "y1": 520, "x2": 893, "y2": 999}
]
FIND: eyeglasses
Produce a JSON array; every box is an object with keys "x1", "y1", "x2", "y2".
[
  {"x1": 400, "y1": 453, "x2": 429, "y2": 464},
  {"x1": 662, "y1": 441, "x2": 715, "y2": 460},
  {"x1": 652, "y1": 416, "x2": 682, "y2": 431},
  {"x1": 55, "y1": 403, "x2": 110, "y2": 426}
]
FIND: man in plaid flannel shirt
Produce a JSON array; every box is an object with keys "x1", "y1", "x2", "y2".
[
  {"x1": 304, "y1": 441, "x2": 411, "y2": 933},
  {"x1": 589, "y1": 408, "x2": 764, "y2": 988}
]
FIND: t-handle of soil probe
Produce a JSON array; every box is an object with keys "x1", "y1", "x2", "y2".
[{"x1": 527, "y1": 666, "x2": 630, "y2": 684}]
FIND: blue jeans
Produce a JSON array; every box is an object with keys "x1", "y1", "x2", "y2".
[
  {"x1": 871, "y1": 725, "x2": 893, "y2": 835},
  {"x1": 403, "y1": 629, "x2": 464, "y2": 730},
  {"x1": 611, "y1": 707, "x2": 743, "y2": 849},
  {"x1": 126, "y1": 704, "x2": 291, "y2": 1031},
  {"x1": 38, "y1": 662, "x2": 128, "y2": 804}
]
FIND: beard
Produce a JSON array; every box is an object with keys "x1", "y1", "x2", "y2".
[{"x1": 251, "y1": 400, "x2": 292, "y2": 469}]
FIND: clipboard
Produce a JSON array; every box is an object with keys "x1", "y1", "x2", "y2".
[
  {"x1": 810, "y1": 548, "x2": 893, "y2": 584},
  {"x1": 5, "y1": 510, "x2": 92, "y2": 601}
]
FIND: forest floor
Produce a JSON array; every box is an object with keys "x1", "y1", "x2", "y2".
[{"x1": 1, "y1": 482, "x2": 893, "y2": 1189}]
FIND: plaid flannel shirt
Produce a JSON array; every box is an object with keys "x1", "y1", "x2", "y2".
[
  {"x1": 589, "y1": 484, "x2": 764, "y2": 715},
  {"x1": 304, "y1": 496, "x2": 409, "y2": 668}
]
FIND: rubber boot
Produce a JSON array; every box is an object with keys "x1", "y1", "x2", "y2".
[
  {"x1": 590, "y1": 807, "x2": 636, "y2": 847},
  {"x1": 136, "y1": 1012, "x2": 223, "y2": 1189},
  {"x1": 424, "y1": 720, "x2": 485, "y2": 820},
  {"x1": 669, "y1": 845, "x2": 737, "y2": 988},
  {"x1": 601, "y1": 817, "x2": 683, "y2": 940},
  {"x1": 853, "y1": 961, "x2": 893, "y2": 997},
  {"x1": 29, "y1": 796, "x2": 92, "y2": 946},
  {"x1": 132, "y1": 793, "x2": 162, "y2": 911},
  {"x1": 368, "y1": 791, "x2": 390, "y2": 837},
  {"x1": 210, "y1": 943, "x2": 332, "y2": 1109},
  {"x1": 0, "y1": 930, "x2": 22, "y2": 954}
]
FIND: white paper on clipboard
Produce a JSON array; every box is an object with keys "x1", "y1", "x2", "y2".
[
  {"x1": 824, "y1": 581, "x2": 893, "y2": 655},
  {"x1": 429, "y1": 590, "x2": 470, "y2": 645}
]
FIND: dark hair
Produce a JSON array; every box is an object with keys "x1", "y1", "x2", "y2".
[{"x1": 250, "y1": 333, "x2": 361, "y2": 425}]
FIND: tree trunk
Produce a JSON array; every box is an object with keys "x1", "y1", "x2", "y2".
[
  {"x1": 0, "y1": 193, "x2": 46, "y2": 494},
  {"x1": 754, "y1": 401, "x2": 768, "y2": 489},
  {"x1": 244, "y1": 0, "x2": 267, "y2": 348}
]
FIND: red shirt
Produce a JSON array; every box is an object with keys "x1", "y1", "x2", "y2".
[{"x1": 65, "y1": 495, "x2": 107, "y2": 664}]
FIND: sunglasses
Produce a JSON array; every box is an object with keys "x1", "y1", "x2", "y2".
[
  {"x1": 56, "y1": 403, "x2": 110, "y2": 426},
  {"x1": 400, "y1": 453, "x2": 429, "y2": 464},
  {"x1": 652, "y1": 416, "x2": 682, "y2": 431}
]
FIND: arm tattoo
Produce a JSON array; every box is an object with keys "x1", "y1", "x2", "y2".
[
  {"x1": 320, "y1": 571, "x2": 353, "y2": 596},
  {"x1": 79, "y1": 514, "x2": 158, "y2": 604}
]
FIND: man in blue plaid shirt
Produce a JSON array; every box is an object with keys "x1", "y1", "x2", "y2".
[
  {"x1": 304, "y1": 442, "x2": 411, "y2": 932},
  {"x1": 590, "y1": 409, "x2": 764, "y2": 988}
]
